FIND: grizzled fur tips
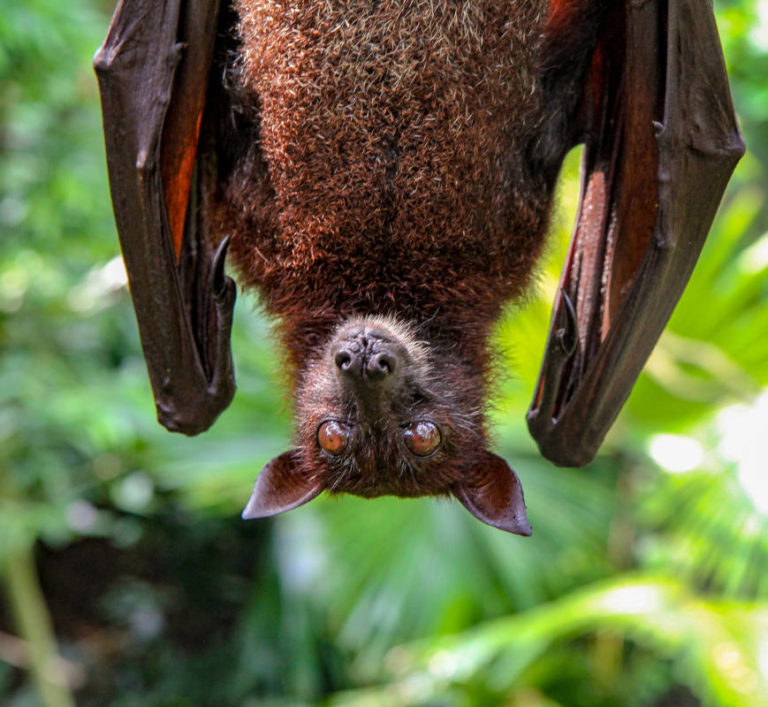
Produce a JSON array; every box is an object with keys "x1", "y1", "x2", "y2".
[{"x1": 220, "y1": 1, "x2": 604, "y2": 534}]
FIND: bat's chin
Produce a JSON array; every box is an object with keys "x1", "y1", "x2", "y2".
[{"x1": 326, "y1": 463, "x2": 454, "y2": 500}]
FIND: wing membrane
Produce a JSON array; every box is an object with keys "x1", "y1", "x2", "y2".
[
  {"x1": 528, "y1": 0, "x2": 744, "y2": 466},
  {"x1": 94, "y1": 0, "x2": 236, "y2": 435}
]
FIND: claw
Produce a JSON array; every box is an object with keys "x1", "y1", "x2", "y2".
[
  {"x1": 210, "y1": 235, "x2": 231, "y2": 299},
  {"x1": 208, "y1": 235, "x2": 236, "y2": 395},
  {"x1": 527, "y1": 288, "x2": 579, "y2": 433},
  {"x1": 556, "y1": 289, "x2": 578, "y2": 357}
]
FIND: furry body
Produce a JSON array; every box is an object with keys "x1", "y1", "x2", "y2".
[
  {"x1": 211, "y1": 0, "x2": 600, "y2": 516},
  {"x1": 217, "y1": 1, "x2": 560, "y2": 354}
]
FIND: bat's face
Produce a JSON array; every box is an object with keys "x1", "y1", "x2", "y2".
[
  {"x1": 242, "y1": 316, "x2": 531, "y2": 535},
  {"x1": 300, "y1": 316, "x2": 462, "y2": 499}
]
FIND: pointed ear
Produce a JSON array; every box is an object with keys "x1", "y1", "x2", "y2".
[
  {"x1": 242, "y1": 450, "x2": 324, "y2": 520},
  {"x1": 453, "y1": 451, "x2": 532, "y2": 536}
]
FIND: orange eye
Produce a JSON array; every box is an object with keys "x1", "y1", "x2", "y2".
[
  {"x1": 317, "y1": 420, "x2": 350, "y2": 456},
  {"x1": 404, "y1": 421, "x2": 441, "y2": 457}
]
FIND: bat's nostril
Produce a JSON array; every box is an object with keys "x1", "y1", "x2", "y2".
[
  {"x1": 335, "y1": 350, "x2": 353, "y2": 370},
  {"x1": 367, "y1": 351, "x2": 396, "y2": 379},
  {"x1": 378, "y1": 352, "x2": 395, "y2": 374}
]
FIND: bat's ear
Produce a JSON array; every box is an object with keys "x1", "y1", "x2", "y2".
[
  {"x1": 242, "y1": 450, "x2": 323, "y2": 520},
  {"x1": 454, "y1": 452, "x2": 532, "y2": 536}
]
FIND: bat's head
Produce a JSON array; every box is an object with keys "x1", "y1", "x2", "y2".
[{"x1": 242, "y1": 315, "x2": 531, "y2": 535}]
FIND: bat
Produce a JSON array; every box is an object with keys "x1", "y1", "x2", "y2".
[{"x1": 94, "y1": 0, "x2": 743, "y2": 535}]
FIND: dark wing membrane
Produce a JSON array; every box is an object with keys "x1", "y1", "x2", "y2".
[
  {"x1": 528, "y1": 0, "x2": 744, "y2": 466},
  {"x1": 94, "y1": 0, "x2": 236, "y2": 434}
]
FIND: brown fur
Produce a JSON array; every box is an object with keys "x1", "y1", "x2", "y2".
[
  {"x1": 217, "y1": 0, "x2": 551, "y2": 353},
  {"x1": 214, "y1": 1, "x2": 603, "y2": 523}
]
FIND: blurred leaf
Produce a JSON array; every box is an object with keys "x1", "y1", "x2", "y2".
[{"x1": 340, "y1": 576, "x2": 768, "y2": 707}]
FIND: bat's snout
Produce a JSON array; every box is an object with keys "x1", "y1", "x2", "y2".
[{"x1": 334, "y1": 332, "x2": 398, "y2": 383}]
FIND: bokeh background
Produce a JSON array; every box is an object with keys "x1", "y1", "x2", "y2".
[{"x1": 2, "y1": 1, "x2": 768, "y2": 705}]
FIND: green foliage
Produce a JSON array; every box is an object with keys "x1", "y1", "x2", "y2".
[
  {"x1": 332, "y1": 576, "x2": 768, "y2": 707},
  {"x1": 1, "y1": 0, "x2": 768, "y2": 705}
]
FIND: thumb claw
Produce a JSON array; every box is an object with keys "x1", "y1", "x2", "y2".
[
  {"x1": 210, "y1": 236, "x2": 232, "y2": 299},
  {"x1": 557, "y1": 288, "x2": 578, "y2": 357}
]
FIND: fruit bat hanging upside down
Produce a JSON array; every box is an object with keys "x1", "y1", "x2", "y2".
[{"x1": 94, "y1": 0, "x2": 743, "y2": 534}]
